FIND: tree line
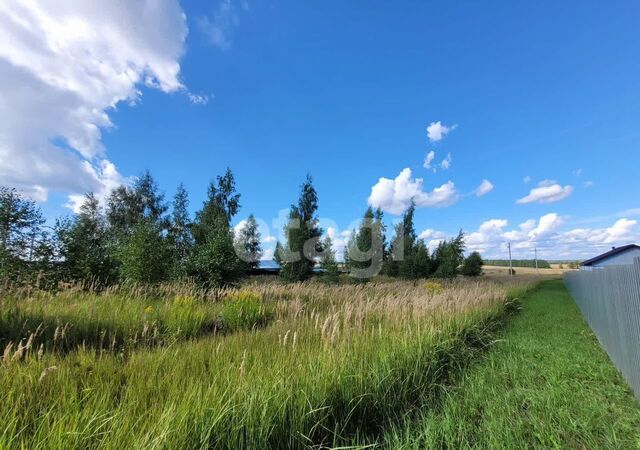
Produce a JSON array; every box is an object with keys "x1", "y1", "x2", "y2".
[{"x1": 0, "y1": 170, "x2": 483, "y2": 287}]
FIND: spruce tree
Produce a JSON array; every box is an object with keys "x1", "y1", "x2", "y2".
[
  {"x1": 348, "y1": 207, "x2": 384, "y2": 280},
  {"x1": 413, "y1": 239, "x2": 432, "y2": 279},
  {"x1": 461, "y1": 251, "x2": 483, "y2": 276},
  {"x1": 433, "y1": 231, "x2": 466, "y2": 278},
  {"x1": 398, "y1": 202, "x2": 418, "y2": 279}
]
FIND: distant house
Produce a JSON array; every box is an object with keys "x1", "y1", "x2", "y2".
[
  {"x1": 249, "y1": 260, "x2": 281, "y2": 275},
  {"x1": 248, "y1": 260, "x2": 329, "y2": 276},
  {"x1": 580, "y1": 244, "x2": 640, "y2": 271}
]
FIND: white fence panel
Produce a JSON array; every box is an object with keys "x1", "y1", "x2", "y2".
[{"x1": 564, "y1": 258, "x2": 640, "y2": 399}]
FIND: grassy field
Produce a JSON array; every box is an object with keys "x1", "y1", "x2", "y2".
[
  {"x1": 384, "y1": 280, "x2": 640, "y2": 449},
  {"x1": 0, "y1": 278, "x2": 531, "y2": 449}
]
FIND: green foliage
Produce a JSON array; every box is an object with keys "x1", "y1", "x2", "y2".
[
  {"x1": 348, "y1": 207, "x2": 385, "y2": 281},
  {"x1": 168, "y1": 183, "x2": 193, "y2": 279},
  {"x1": 106, "y1": 170, "x2": 168, "y2": 233},
  {"x1": 220, "y1": 290, "x2": 274, "y2": 332},
  {"x1": 104, "y1": 171, "x2": 171, "y2": 284},
  {"x1": 433, "y1": 231, "x2": 465, "y2": 279},
  {"x1": 385, "y1": 203, "x2": 436, "y2": 281},
  {"x1": 273, "y1": 241, "x2": 284, "y2": 266},
  {"x1": 189, "y1": 169, "x2": 245, "y2": 287},
  {"x1": 412, "y1": 239, "x2": 432, "y2": 278},
  {"x1": 116, "y1": 220, "x2": 171, "y2": 283},
  {"x1": 0, "y1": 186, "x2": 45, "y2": 279},
  {"x1": 188, "y1": 219, "x2": 245, "y2": 288},
  {"x1": 280, "y1": 175, "x2": 322, "y2": 282},
  {"x1": 319, "y1": 235, "x2": 340, "y2": 283},
  {"x1": 234, "y1": 214, "x2": 262, "y2": 270},
  {"x1": 461, "y1": 251, "x2": 484, "y2": 277},
  {"x1": 192, "y1": 168, "x2": 240, "y2": 244},
  {"x1": 396, "y1": 203, "x2": 421, "y2": 280},
  {"x1": 56, "y1": 193, "x2": 117, "y2": 283}
]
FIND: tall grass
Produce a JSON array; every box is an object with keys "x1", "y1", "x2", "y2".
[{"x1": 0, "y1": 278, "x2": 534, "y2": 448}]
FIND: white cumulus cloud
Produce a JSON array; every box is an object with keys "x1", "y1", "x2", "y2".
[
  {"x1": 326, "y1": 227, "x2": 353, "y2": 261},
  {"x1": 0, "y1": 0, "x2": 188, "y2": 209},
  {"x1": 516, "y1": 181, "x2": 574, "y2": 204},
  {"x1": 418, "y1": 228, "x2": 447, "y2": 252},
  {"x1": 368, "y1": 168, "x2": 458, "y2": 215},
  {"x1": 474, "y1": 179, "x2": 494, "y2": 197},
  {"x1": 466, "y1": 214, "x2": 638, "y2": 259},
  {"x1": 426, "y1": 121, "x2": 457, "y2": 142}
]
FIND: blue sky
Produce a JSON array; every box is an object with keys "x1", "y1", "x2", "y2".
[{"x1": 2, "y1": 0, "x2": 640, "y2": 260}]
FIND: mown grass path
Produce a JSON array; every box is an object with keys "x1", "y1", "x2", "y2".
[{"x1": 385, "y1": 279, "x2": 640, "y2": 449}]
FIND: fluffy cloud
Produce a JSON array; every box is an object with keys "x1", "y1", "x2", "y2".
[
  {"x1": 516, "y1": 180, "x2": 574, "y2": 204},
  {"x1": 474, "y1": 179, "x2": 494, "y2": 197},
  {"x1": 423, "y1": 150, "x2": 435, "y2": 169},
  {"x1": 368, "y1": 168, "x2": 458, "y2": 215},
  {"x1": 463, "y1": 214, "x2": 638, "y2": 259},
  {"x1": 0, "y1": 1, "x2": 188, "y2": 208},
  {"x1": 261, "y1": 248, "x2": 275, "y2": 261},
  {"x1": 418, "y1": 228, "x2": 446, "y2": 241},
  {"x1": 326, "y1": 227, "x2": 352, "y2": 260},
  {"x1": 583, "y1": 180, "x2": 594, "y2": 188},
  {"x1": 426, "y1": 121, "x2": 457, "y2": 142},
  {"x1": 418, "y1": 228, "x2": 447, "y2": 251},
  {"x1": 527, "y1": 213, "x2": 564, "y2": 240},
  {"x1": 563, "y1": 218, "x2": 638, "y2": 246}
]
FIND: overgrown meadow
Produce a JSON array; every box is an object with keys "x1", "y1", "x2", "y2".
[{"x1": 0, "y1": 277, "x2": 534, "y2": 449}]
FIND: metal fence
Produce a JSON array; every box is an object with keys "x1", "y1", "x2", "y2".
[{"x1": 564, "y1": 258, "x2": 640, "y2": 399}]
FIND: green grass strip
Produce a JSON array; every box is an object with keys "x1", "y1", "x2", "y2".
[{"x1": 384, "y1": 279, "x2": 640, "y2": 449}]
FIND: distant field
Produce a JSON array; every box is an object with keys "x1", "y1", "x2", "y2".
[
  {"x1": 483, "y1": 265, "x2": 571, "y2": 278},
  {"x1": 484, "y1": 259, "x2": 552, "y2": 269}
]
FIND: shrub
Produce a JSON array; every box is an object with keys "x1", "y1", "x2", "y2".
[
  {"x1": 117, "y1": 220, "x2": 171, "y2": 283},
  {"x1": 188, "y1": 225, "x2": 245, "y2": 288},
  {"x1": 461, "y1": 251, "x2": 484, "y2": 277}
]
